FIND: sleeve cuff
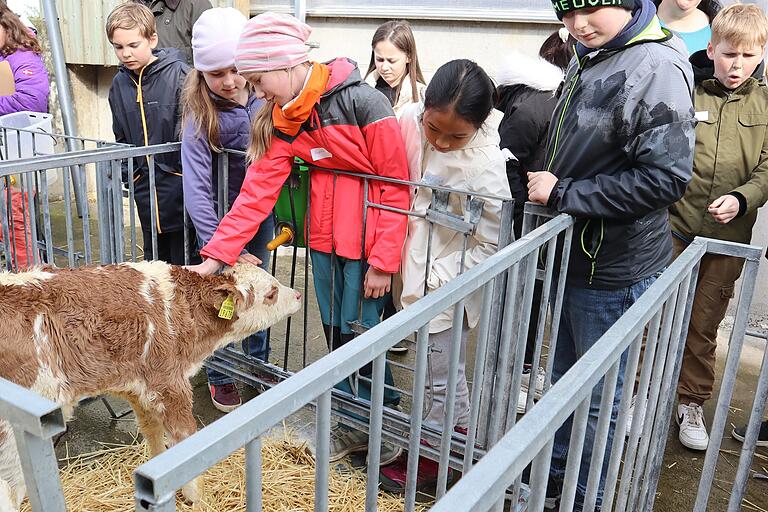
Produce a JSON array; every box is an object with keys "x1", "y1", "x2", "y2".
[
  {"x1": 729, "y1": 192, "x2": 747, "y2": 218},
  {"x1": 546, "y1": 179, "x2": 562, "y2": 209}
]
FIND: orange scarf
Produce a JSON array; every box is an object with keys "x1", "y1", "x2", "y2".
[{"x1": 273, "y1": 63, "x2": 330, "y2": 136}]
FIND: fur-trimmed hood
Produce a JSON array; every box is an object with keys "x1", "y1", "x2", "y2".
[{"x1": 496, "y1": 52, "x2": 564, "y2": 92}]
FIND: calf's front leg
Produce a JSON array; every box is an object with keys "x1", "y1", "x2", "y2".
[{"x1": 160, "y1": 384, "x2": 204, "y2": 505}]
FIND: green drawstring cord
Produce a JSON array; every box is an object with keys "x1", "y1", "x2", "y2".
[{"x1": 580, "y1": 219, "x2": 604, "y2": 285}]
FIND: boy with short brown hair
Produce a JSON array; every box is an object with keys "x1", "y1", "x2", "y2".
[
  {"x1": 669, "y1": 2, "x2": 768, "y2": 452},
  {"x1": 106, "y1": 1, "x2": 193, "y2": 264}
]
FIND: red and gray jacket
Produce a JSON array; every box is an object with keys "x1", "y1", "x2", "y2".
[{"x1": 201, "y1": 58, "x2": 410, "y2": 273}]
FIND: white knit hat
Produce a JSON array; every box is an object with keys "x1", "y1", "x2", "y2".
[{"x1": 192, "y1": 7, "x2": 248, "y2": 72}]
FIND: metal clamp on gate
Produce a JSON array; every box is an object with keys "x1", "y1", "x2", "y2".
[{"x1": 425, "y1": 189, "x2": 485, "y2": 235}]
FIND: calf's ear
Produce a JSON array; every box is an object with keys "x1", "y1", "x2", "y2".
[{"x1": 204, "y1": 275, "x2": 244, "y2": 316}]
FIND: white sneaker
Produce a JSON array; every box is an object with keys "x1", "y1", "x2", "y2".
[
  {"x1": 521, "y1": 366, "x2": 546, "y2": 399},
  {"x1": 677, "y1": 402, "x2": 709, "y2": 451},
  {"x1": 517, "y1": 367, "x2": 545, "y2": 414}
]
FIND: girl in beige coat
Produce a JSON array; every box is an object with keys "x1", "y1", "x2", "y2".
[
  {"x1": 380, "y1": 59, "x2": 511, "y2": 493},
  {"x1": 364, "y1": 20, "x2": 427, "y2": 117}
]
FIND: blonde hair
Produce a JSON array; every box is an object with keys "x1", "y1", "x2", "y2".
[
  {"x1": 711, "y1": 3, "x2": 768, "y2": 49},
  {"x1": 106, "y1": 2, "x2": 156, "y2": 41},
  {"x1": 180, "y1": 70, "x2": 224, "y2": 152},
  {"x1": 243, "y1": 62, "x2": 311, "y2": 162},
  {"x1": 247, "y1": 100, "x2": 276, "y2": 163}
]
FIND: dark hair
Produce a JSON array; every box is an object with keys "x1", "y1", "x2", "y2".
[
  {"x1": 654, "y1": 0, "x2": 722, "y2": 20},
  {"x1": 365, "y1": 20, "x2": 426, "y2": 104},
  {"x1": 539, "y1": 29, "x2": 576, "y2": 71},
  {"x1": 424, "y1": 59, "x2": 496, "y2": 130}
]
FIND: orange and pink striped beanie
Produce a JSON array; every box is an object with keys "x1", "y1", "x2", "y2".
[{"x1": 235, "y1": 12, "x2": 312, "y2": 73}]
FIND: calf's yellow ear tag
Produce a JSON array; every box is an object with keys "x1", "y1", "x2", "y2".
[{"x1": 218, "y1": 296, "x2": 235, "y2": 320}]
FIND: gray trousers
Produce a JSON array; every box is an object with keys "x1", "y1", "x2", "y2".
[{"x1": 425, "y1": 322, "x2": 471, "y2": 429}]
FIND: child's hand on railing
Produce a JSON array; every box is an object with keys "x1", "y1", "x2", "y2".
[{"x1": 364, "y1": 266, "x2": 391, "y2": 299}]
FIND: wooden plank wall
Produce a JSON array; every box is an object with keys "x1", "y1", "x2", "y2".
[{"x1": 56, "y1": 0, "x2": 253, "y2": 65}]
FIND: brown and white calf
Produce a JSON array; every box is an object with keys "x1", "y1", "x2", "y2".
[{"x1": 0, "y1": 261, "x2": 301, "y2": 511}]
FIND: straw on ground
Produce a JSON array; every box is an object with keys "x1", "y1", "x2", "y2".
[{"x1": 20, "y1": 432, "x2": 427, "y2": 511}]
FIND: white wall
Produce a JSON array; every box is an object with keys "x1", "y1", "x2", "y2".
[
  {"x1": 306, "y1": 17, "x2": 559, "y2": 82},
  {"x1": 7, "y1": 0, "x2": 40, "y2": 17}
]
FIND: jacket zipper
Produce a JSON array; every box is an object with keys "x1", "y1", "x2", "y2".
[
  {"x1": 707, "y1": 92, "x2": 733, "y2": 224},
  {"x1": 133, "y1": 67, "x2": 163, "y2": 234},
  {"x1": 545, "y1": 57, "x2": 586, "y2": 172}
]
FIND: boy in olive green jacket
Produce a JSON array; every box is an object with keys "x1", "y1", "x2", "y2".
[{"x1": 668, "y1": 3, "x2": 768, "y2": 452}]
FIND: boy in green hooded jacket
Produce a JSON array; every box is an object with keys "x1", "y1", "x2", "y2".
[{"x1": 668, "y1": 3, "x2": 768, "y2": 452}]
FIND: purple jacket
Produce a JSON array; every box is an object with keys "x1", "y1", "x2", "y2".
[
  {"x1": 182, "y1": 94, "x2": 263, "y2": 244},
  {"x1": 0, "y1": 49, "x2": 49, "y2": 115}
]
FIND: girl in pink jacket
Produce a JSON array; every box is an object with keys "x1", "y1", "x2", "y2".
[{"x1": 188, "y1": 12, "x2": 409, "y2": 465}]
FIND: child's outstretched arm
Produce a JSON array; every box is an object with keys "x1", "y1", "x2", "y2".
[{"x1": 200, "y1": 139, "x2": 293, "y2": 266}]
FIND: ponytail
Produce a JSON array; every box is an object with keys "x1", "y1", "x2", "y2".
[
  {"x1": 247, "y1": 100, "x2": 276, "y2": 163},
  {"x1": 180, "y1": 70, "x2": 222, "y2": 151}
]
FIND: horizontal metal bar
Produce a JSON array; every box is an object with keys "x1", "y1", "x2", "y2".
[
  {"x1": 425, "y1": 209, "x2": 475, "y2": 234},
  {"x1": 134, "y1": 214, "x2": 574, "y2": 500},
  {"x1": 0, "y1": 143, "x2": 182, "y2": 175},
  {"x1": 746, "y1": 329, "x2": 768, "y2": 340},
  {"x1": 695, "y1": 236, "x2": 763, "y2": 261},
  {"x1": 308, "y1": 163, "x2": 513, "y2": 203},
  {"x1": 0, "y1": 378, "x2": 66, "y2": 438},
  {"x1": 0, "y1": 125, "x2": 128, "y2": 146}
]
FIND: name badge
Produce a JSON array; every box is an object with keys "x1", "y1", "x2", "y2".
[
  {"x1": 695, "y1": 111, "x2": 709, "y2": 122},
  {"x1": 310, "y1": 147, "x2": 332, "y2": 161}
]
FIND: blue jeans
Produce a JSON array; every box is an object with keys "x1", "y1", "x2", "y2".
[
  {"x1": 549, "y1": 275, "x2": 657, "y2": 511},
  {"x1": 206, "y1": 214, "x2": 275, "y2": 386}
]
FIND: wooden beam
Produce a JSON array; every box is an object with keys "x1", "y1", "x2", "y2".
[{"x1": 232, "y1": 0, "x2": 250, "y2": 16}]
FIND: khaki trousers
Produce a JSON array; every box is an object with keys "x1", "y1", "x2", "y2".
[{"x1": 674, "y1": 237, "x2": 744, "y2": 405}]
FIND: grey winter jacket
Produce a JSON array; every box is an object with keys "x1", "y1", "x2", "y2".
[{"x1": 545, "y1": 5, "x2": 695, "y2": 289}]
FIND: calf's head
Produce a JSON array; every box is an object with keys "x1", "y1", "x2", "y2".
[{"x1": 205, "y1": 264, "x2": 301, "y2": 339}]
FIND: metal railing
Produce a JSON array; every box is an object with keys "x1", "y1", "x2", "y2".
[
  {"x1": 0, "y1": 129, "x2": 128, "y2": 270},
  {"x1": 4, "y1": 134, "x2": 764, "y2": 511},
  {"x1": 0, "y1": 378, "x2": 67, "y2": 512},
  {"x1": 1, "y1": 137, "x2": 549, "y2": 457},
  {"x1": 132, "y1": 210, "x2": 574, "y2": 511},
  {"x1": 429, "y1": 236, "x2": 766, "y2": 512}
]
